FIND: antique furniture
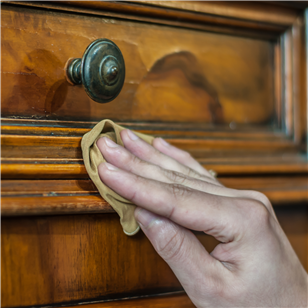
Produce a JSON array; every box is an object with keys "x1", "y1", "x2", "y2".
[{"x1": 2, "y1": 2, "x2": 307, "y2": 307}]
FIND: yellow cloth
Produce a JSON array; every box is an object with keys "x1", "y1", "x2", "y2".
[{"x1": 81, "y1": 119, "x2": 154, "y2": 236}]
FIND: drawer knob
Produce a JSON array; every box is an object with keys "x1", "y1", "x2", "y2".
[{"x1": 65, "y1": 39, "x2": 125, "y2": 104}]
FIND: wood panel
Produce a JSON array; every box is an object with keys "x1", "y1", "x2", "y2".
[
  {"x1": 69, "y1": 293, "x2": 195, "y2": 308},
  {"x1": 0, "y1": 214, "x2": 215, "y2": 307},
  {"x1": 2, "y1": 206, "x2": 307, "y2": 307},
  {"x1": 2, "y1": 5, "x2": 275, "y2": 125},
  {"x1": 275, "y1": 206, "x2": 308, "y2": 271}
]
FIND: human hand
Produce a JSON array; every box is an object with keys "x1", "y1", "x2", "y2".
[{"x1": 97, "y1": 129, "x2": 308, "y2": 307}]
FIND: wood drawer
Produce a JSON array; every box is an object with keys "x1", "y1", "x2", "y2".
[
  {"x1": 2, "y1": 3, "x2": 275, "y2": 125},
  {"x1": 1, "y1": 1, "x2": 308, "y2": 166},
  {"x1": 1, "y1": 2, "x2": 308, "y2": 307}
]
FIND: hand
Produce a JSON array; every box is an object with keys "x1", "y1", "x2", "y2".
[{"x1": 97, "y1": 129, "x2": 308, "y2": 307}]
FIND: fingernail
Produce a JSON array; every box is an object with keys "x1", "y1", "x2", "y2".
[
  {"x1": 127, "y1": 129, "x2": 139, "y2": 141},
  {"x1": 104, "y1": 137, "x2": 118, "y2": 148},
  {"x1": 159, "y1": 138, "x2": 170, "y2": 147},
  {"x1": 104, "y1": 162, "x2": 118, "y2": 171},
  {"x1": 135, "y1": 208, "x2": 158, "y2": 229}
]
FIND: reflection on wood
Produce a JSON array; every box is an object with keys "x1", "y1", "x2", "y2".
[
  {"x1": 133, "y1": 51, "x2": 224, "y2": 123},
  {"x1": 1, "y1": 5, "x2": 274, "y2": 125}
]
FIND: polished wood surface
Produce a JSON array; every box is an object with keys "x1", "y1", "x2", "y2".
[
  {"x1": 1, "y1": 214, "x2": 211, "y2": 307},
  {"x1": 9, "y1": 1, "x2": 294, "y2": 38},
  {"x1": 1, "y1": 2, "x2": 307, "y2": 307},
  {"x1": 2, "y1": 5, "x2": 275, "y2": 125},
  {"x1": 2, "y1": 207, "x2": 307, "y2": 307},
  {"x1": 137, "y1": 1, "x2": 300, "y2": 25},
  {"x1": 1, "y1": 176, "x2": 307, "y2": 217},
  {"x1": 69, "y1": 293, "x2": 195, "y2": 308}
]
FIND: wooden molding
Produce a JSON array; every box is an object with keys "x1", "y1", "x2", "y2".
[
  {"x1": 2, "y1": 176, "x2": 307, "y2": 217},
  {"x1": 3, "y1": 1, "x2": 295, "y2": 39},
  {"x1": 66, "y1": 293, "x2": 194, "y2": 308}
]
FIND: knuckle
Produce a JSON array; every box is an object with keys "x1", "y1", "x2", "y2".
[
  {"x1": 249, "y1": 190, "x2": 272, "y2": 208},
  {"x1": 130, "y1": 152, "x2": 142, "y2": 165},
  {"x1": 186, "y1": 167, "x2": 201, "y2": 179},
  {"x1": 181, "y1": 150, "x2": 192, "y2": 160},
  {"x1": 155, "y1": 226, "x2": 185, "y2": 262},
  {"x1": 246, "y1": 199, "x2": 271, "y2": 227},
  {"x1": 128, "y1": 175, "x2": 146, "y2": 203},
  {"x1": 169, "y1": 183, "x2": 193, "y2": 201},
  {"x1": 164, "y1": 170, "x2": 187, "y2": 185}
]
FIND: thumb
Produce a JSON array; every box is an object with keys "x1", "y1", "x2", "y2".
[{"x1": 134, "y1": 207, "x2": 221, "y2": 301}]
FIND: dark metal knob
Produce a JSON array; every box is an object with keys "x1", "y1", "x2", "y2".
[{"x1": 65, "y1": 39, "x2": 125, "y2": 104}]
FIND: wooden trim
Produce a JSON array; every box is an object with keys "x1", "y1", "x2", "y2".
[
  {"x1": 274, "y1": 40, "x2": 282, "y2": 129},
  {"x1": 3, "y1": 1, "x2": 290, "y2": 39},
  {"x1": 305, "y1": 8, "x2": 308, "y2": 159},
  {"x1": 278, "y1": 14, "x2": 307, "y2": 150},
  {"x1": 1, "y1": 176, "x2": 307, "y2": 217},
  {"x1": 283, "y1": 28, "x2": 294, "y2": 137},
  {"x1": 1, "y1": 195, "x2": 113, "y2": 216},
  {"x1": 3, "y1": 177, "x2": 307, "y2": 196},
  {"x1": 291, "y1": 16, "x2": 302, "y2": 144},
  {"x1": 65, "y1": 293, "x2": 194, "y2": 308},
  {"x1": 1, "y1": 162, "x2": 87, "y2": 179},
  {"x1": 0, "y1": 123, "x2": 286, "y2": 139},
  {"x1": 2, "y1": 158, "x2": 308, "y2": 180},
  {"x1": 133, "y1": 1, "x2": 300, "y2": 26},
  {"x1": 1, "y1": 134, "x2": 297, "y2": 150}
]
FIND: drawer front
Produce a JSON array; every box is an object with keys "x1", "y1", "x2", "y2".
[
  {"x1": 2, "y1": 5, "x2": 274, "y2": 125},
  {"x1": 1, "y1": 2, "x2": 307, "y2": 165}
]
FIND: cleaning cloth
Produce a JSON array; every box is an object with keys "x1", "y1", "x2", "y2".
[{"x1": 81, "y1": 119, "x2": 154, "y2": 235}]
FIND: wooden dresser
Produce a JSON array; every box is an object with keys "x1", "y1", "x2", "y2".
[{"x1": 2, "y1": 2, "x2": 308, "y2": 307}]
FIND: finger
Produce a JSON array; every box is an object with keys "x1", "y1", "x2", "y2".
[
  {"x1": 96, "y1": 136, "x2": 219, "y2": 187},
  {"x1": 97, "y1": 137, "x2": 274, "y2": 212},
  {"x1": 98, "y1": 162, "x2": 242, "y2": 242},
  {"x1": 120, "y1": 129, "x2": 221, "y2": 186},
  {"x1": 134, "y1": 207, "x2": 228, "y2": 303},
  {"x1": 153, "y1": 137, "x2": 214, "y2": 178}
]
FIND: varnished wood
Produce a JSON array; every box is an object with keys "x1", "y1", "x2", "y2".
[
  {"x1": 1, "y1": 214, "x2": 208, "y2": 307},
  {"x1": 1, "y1": 196, "x2": 113, "y2": 216},
  {"x1": 6, "y1": 1, "x2": 292, "y2": 37},
  {"x1": 2, "y1": 158, "x2": 308, "y2": 180},
  {"x1": 1, "y1": 2, "x2": 307, "y2": 307},
  {"x1": 1, "y1": 134, "x2": 300, "y2": 161},
  {"x1": 135, "y1": 1, "x2": 299, "y2": 26},
  {"x1": 2, "y1": 5, "x2": 276, "y2": 125},
  {"x1": 1, "y1": 176, "x2": 307, "y2": 218},
  {"x1": 68, "y1": 293, "x2": 195, "y2": 308},
  {"x1": 0, "y1": 121, "x2": 288, "y2": 138},
  {"x1": 2, "y1": 207, "x2": 307, "y2": 307}
]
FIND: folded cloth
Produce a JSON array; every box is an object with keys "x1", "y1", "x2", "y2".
[{"x1": 81, "y1": 119, "x2": 154, "y2": 236}]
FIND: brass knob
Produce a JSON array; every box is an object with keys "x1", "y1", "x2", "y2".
[{"x1": 65, "y1": 39, "x2": 125, "y2": 104}]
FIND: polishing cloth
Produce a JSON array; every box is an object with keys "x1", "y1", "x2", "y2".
[{"x1": 81, "y1": 119, "x2": 154, "y2": 235}]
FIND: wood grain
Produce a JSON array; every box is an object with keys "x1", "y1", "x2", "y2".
[
  {"x1": 1, "y1": 134, "x2": 299, "y2": 161},
  {"x1": 68, "y1": 293, "x2": 195, "y2": 308},
  {"x1": 135, "y1": 1, "x2": 299, "y2": 26},
  {"x1": 2, "y1": 5, "x2": 275, "y2": 125},
  {"x1": 7, "y1": 1, "x2": 292, "y2": 37},
  {"x1": 1, "y1": 3, "x2": 307, "y2": 308},
  {"x1": 1, "y1": 176, "x2": 307, "y2": 217},
  {"x1": 2, "y1": 158, "x2": 308, "y2": 180},
  {"x1": 2, "y1": 207, "x2": 307, "y2": 307},
  {"x1": 1, "y1": 214, "x2": 213, "y2": 307}
]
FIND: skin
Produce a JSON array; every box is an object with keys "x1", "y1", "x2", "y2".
[{"x1": 96, "y1": 129, "x2": 308, "y2": 308}]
